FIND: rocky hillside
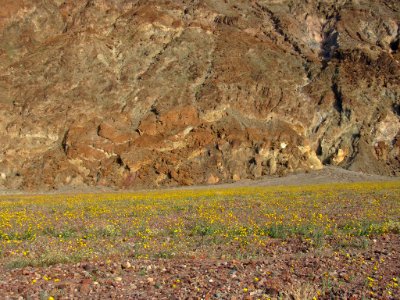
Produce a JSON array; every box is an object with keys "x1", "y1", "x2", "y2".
[{"x1": 0, "y1": 0, "x2": 399, "y2": 190}]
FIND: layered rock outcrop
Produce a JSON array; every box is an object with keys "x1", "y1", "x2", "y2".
[{"x1": 0, "y1": 0, "x2": 399, "y2": 190}]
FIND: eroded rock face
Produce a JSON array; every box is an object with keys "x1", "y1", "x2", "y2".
[{"x1": 0, "y1": 0, "x2": 399, "y2": 190}]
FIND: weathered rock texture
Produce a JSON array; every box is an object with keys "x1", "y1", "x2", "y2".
[{"x1": 0, "y1": 0, "x2": 399, "y2": 190}]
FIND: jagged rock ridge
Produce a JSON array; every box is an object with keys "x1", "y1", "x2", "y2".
[{"x1": 0, "y1": 0, "x2": 399, "y2": 190}]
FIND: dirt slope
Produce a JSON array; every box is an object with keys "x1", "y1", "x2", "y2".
[{"x1": 0, "y1": 0, "x2": 399, "y2": 190}]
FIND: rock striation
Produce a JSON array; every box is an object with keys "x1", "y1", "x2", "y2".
[{"x1": 0, "y1": 0, "x2": 399, "y2": 190}]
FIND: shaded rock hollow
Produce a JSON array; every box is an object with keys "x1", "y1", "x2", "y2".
[{"x1": 0, "y1": 0, "x2": 399, "y2": 190}]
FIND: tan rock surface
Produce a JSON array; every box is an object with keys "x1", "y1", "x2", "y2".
[{"x1": 0, "y1": 0, "x2": 399, "y2": 190}]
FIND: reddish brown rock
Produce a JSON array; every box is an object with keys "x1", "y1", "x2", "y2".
[
  {"x1": 0, "y1": 0, "x2": 398, "y2": 190},
  {"x1": 98, "y1": 123, "x2": 137, "y2": 145}
]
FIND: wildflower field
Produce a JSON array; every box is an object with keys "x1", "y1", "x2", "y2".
[{"x1": 0, "y1": 181, "x2": 399, "y2": 299}]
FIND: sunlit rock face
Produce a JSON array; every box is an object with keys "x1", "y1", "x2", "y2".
[{"x1": 0, "y1": 0, "x2": 399, "y2": 190}]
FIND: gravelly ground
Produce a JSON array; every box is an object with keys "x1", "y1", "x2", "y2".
[
  {"x1": 1, "y1": 234, "x2": 399, "y2": 300},
  {"x1": 1, "y1": 170, "x2": 398, "y2": 299},
  {"x1": 1, "y1": 167, "x2": 397, "y2": 196}
]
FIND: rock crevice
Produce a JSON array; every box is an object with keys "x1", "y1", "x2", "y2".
[{"x1": 0, "y1": 0, "x2": 399, "y2": 190}]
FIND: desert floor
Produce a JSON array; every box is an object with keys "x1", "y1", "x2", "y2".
[{"x1": 0, "y1": 169, "x2": 399, "y2": 299}]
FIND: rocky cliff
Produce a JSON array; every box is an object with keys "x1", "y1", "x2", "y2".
[{"x1": 0, "y1": 0, "x2": 399, "y2": 190}]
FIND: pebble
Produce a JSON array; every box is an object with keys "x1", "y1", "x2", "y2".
[
  {"x1": 81, "y1": 278, "x2": 92, "y2": 285},
  {"x1": 122, "y1": 261, "x2": 132, "y2": 269}
]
